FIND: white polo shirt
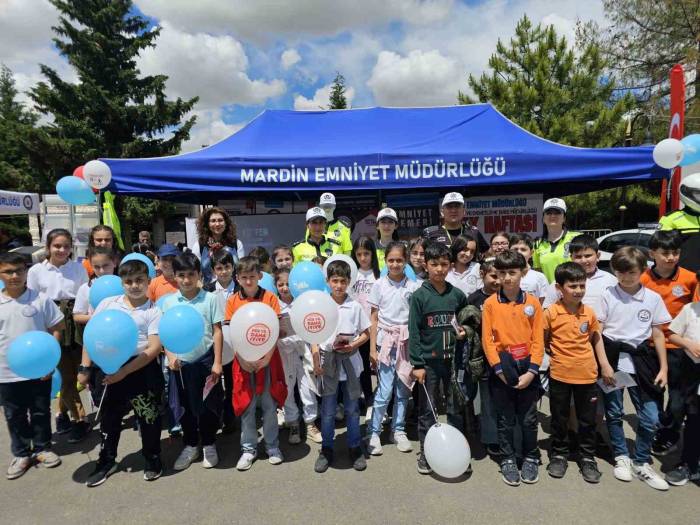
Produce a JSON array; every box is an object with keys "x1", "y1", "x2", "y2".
[
  {"x1": 598, "y1": 284, "x2": 671, "y2": 374},
  {"x1": 93, "y1": 295, "x2": 161, "y2": 356},
  {"x1": 322, "y1": 296, "x2": 370, "y2": 380},
  {"x1": 542, "y1": 268, "x2": 618, "y2": 318},
  {"x1": 520, "y1": 269, "x2": 548, "y2": 299},
  {"x1": 669, "y1": 303, "x2": 700, "y2": 347},
  {"x1": 27, "y1": 259, "x2": 88, "y2": 300},
  {"x1": 446, "y1": 262, "x2": 482, "y2": 297},
  {"x1": 72, "y1": 281, "x2": 92, "y2": 315},
  {"x1": 0, "y1": 289, "x2": 64, "y2": 383}
]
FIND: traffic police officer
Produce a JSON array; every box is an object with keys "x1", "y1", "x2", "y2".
[
  {"x1": 422, "y1": 192, "x2": 488, "y2": 252},
  {"x1": 293, "y1": 207, "x2": 341, "y2": 264},
  {"x1": 533, "y1": 198, "x2": 580, "y2": 283},
  {"x1": 659, "y1": 173, "x2": 700, "y2": 232},
  {"x1": 318, "y1": 192, "x2": 353, "y2": 255}
]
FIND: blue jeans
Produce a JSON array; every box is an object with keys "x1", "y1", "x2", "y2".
[
  {"x1": 369, "y1": 357, "x2": 410, "y2": 435},
  {"x1": 240, "y1": 368, "x2": 279, "y2": 453},
  {"x1": 603, "y1": 384, "x2": 661, "y2": 464},
  {"x1": 321, "y1": 381, "x2": 360, "y2": 449}
]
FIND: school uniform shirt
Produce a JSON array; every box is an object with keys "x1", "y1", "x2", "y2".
[
  {"x1": 0, "y1": 289, "x2": 64, "y2": 383},
  {"x1": 93, "y1": 295, "x2": 161, "y2": 356},
  {"x1": 482, "y1": 289, "x2": 544, "y2": 375},
  {"x1": 446, "y1": 262, "x2": 482, "y2": 297},
  {"x1": 147, "y1": 274, "x2": 179, "y2": 302},
  {"x1": 519, "y1": 269, "x2": 548, "y2": 299},
  {"x1": 72, "y1": 281, "x2": 92, "y2": 315},
  {"x1": 225, "y1": 286, "x2": 281, "y2": 321},
  {"x1": 598, "y1": 285, "x2": 671, "y2": 374},
  {"x1": 669, "y1": 302, "x2": 700, "y2": 347},
  {"x1": 545, "y1": 302, "x2": 600, "y2": 384},
  {"x1": 162, "y1": 289, "x2": 223, "y2": 363},
  {"x1": 367, "y1": 275, "x2": 419, "y2": 345},
  {"x1": 542, "y1": 268, "x2": 617, "y2": 317},
  {"x1": 27, "y1": 259, "x2": 88, "y2": 300},
  {"x1": 350, "y1": 269, "x2": 377, "y2": 317},
  {"x1": 321, "y1": 296, "x2": 370, "y2": 381},
  {"x1": 640, "y1": 265, "x2": 698, "y2": 349}
]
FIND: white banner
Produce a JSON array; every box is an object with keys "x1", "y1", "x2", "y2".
[
  {"x1": 464, "y1": 194, "x2": 543, "y2": 238},
  {"x1": 0, "y1": 190, "x2": 40, "y2": 215}
]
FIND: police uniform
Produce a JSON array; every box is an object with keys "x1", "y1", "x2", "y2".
[
  {"x1": 658, "y1": 209, "x2": 700, "y2": 233},
  {"x1": 532, "y1": 229, "x2": 580, "y2": 284},
  {"x1": 292, "y1": 235, "x2": 341, "y2": 264},
  {"x1": 422, "y1": 224, "x2": 488, "y2": 253},
  {"x1": 325, "y1": 216, "x2": 353, "y2": 255}
]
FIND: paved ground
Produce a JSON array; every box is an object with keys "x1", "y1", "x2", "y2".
[{"x1": 0, "y1": 392, "x2": 697, "y2": 525}]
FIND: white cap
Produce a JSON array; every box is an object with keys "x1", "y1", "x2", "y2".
[
  {"x1": 543, "y1": 197, "x2": 567, "y2": 213},
  {"x1": 442, "y1": 192, "x2": 465, "y2": 206},
  {"x1": 377, "y1": 207, "x2": 398, "y2": 222},
  {"x1": 306, "y1": 207, "x2": 326, "y2": 222},
  {"x1": 319, "y1": 192, "x2": 336, "y2": 208}
]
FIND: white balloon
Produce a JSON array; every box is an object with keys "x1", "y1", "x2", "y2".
[
  {"x1": 653, "y1": 139, "x2": 684, "y2": 169},
  {"x1": 323, "y1": 254, "x2": 358, "y2": 287},
  {"x1": 83, "y1": 160, "x2": 112, "y2": 189},
  {"x1": 229, "y1": 302, "x2": 279, "y2": 362},
  {"x1": 290, "y1": 290, "x2": 339, "y2": 344},
  {"x1": 424, "y1": 423, "x2": 471, "y2": 478},
  {"x1": 222, "y1": 327, "x2": 234, "y2": 366}
]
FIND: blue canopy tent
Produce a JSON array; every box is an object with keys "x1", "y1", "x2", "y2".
[{"x1": 101, "y1": 103, "x2": 665, "y2": 200}]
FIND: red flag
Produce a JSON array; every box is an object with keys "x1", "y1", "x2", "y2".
[{"x1": 661, "y1": 64, "x2": 685, "y2": 216}]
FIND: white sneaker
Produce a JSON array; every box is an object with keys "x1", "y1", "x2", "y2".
[
  {"x1": 306, "y1": 423, "x2": 323, "y2": 444},
  {"x1": 236, "y1": 451, "x2": 257, "y2": 471},
  {"x1": 335, "y1": 403, "x2": 344, "y2": 421},
  {"x1": 368, "y1": 433, "x2": 383, "y2": 456},
  {"x1": 174, "y1": 445, "x2": 200, "y2": 471},
  {"x1": 613, "y1": 455, "x2": 633, "y2": 482},
  {"x1": 268, "y1": 448, "x2": 284, "y2": 465},
  {"x1": 202, "y1": 445, "x2": 218, "y2": 469},
  {"x1": 392, "y1": 431, "x2": 413, "y2": 453},
  {"x1": 632, "y1": 462, "x2": 669, "y2": 491}
]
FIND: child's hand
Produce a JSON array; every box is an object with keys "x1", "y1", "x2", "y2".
[
  {"x1": 40, "y1": 372, "x2": 53, "y2": 381},
  {"x1": 688, "y1": 341, "x2": 700, "y2": 360},
  {"x1": 412, "y1": 368, "x2": 426, "y2": 384},
  {"x1": 77, "y1": 372, "x2": 90, "y2": 386},
  {"x1": 238, "y1": 358, "x2": 256, "y2": 373},
  {"x1": 312, "y1": 352, "x2": 323, "y2": 376},
  {"x1": 654, "y1": 368, "x2": 668, "y2": 388},
  {"x1": 455, "y1": 326, "x2": 467, "y2": 340},
  {"x1": 211, "y1": 362, "x2": 222, "y2": 382},
  {"x1": 600, "y1": 364, "x2": 616, "y2": 386},
  {"x1": 369, "y1": 347, "x2": 378, "y2": 370},
  {"x1": 497, "y1": 372, "x2": 508, "y2": 384},
  {"x1": 168, "y1": 358, "x2": 182, "y2": 371},
  {"x1": 515, "y1": 373, "x2": 534, "y2": 390},
  {"x1": 103, "y1": 369, "x2": 126, "y2": 385}
]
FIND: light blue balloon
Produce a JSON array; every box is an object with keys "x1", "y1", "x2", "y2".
[
  {"x1": 120, "y1": 252, "x2": 156, "y2": 278},
  {"x1": 680, "y1": 134, "x2": 700, "y2": 166},
  {"x1": 159, "y1": 304, "x2": 205, "y2": 356},
  {"x1": 155, "y1": 292, "x2": 175, "y2": 312},
  {"x1": 260, "y1": 272, "x2": 277, "y2": 294},
  {"x1": 0, "y1": 280, "x2": 4, "y2": 290},
  {"x1": 84, "y1": 310, "x2": 138, "y2": 373},
  {"x1": 380, "y1": 264, "x2": 417, "y2": 281},
  {"x1": 51, "y1": 369, "x2": 62, "y2": 399},
  {"x1": 89, "y1": 275, "x2": 124, "y2": 309},
  {"x1": 56, "y1": 176, "x2": 96, "y2": 205},
  {"x1": 289, "y1": 261, "x2": 326, "y2": 298},
  {"x1": 7, "y1": 331, "x2": 61, "y2": 379}
]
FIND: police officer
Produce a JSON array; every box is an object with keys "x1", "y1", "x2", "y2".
[
  {"x1": 422, "y1": 192, "x2": 488, "y2": 252},
  {"x1": 533, "y1": 198, "x2": 580, "y2": 283},
  {"x1": 293, "y1": 207, "x2": 341, "y2": 264},
  {"x1": 659, "y1": 173, "x2": 700, "y2": 232},
  {"x1": 317, "y1": 192, "x2": 353, "y2": 255}
]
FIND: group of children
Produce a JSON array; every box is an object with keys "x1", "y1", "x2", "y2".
[{"x1": 1, "y1": 221, "x2": 699, "y2": 493}]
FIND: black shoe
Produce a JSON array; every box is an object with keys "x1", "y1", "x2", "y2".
[
  {"x1": 580, "y1": 458, "x2": 601, "y2": 484},
  {"x1": 486, "y1": 444, "x2": 501, "y2": 457},
  {"x1": 651, "y1": 432, "x2": 679, "y2": 456},
  {"x1": 416, "y1": 452, "x2": 432, "y2": 475},
  {"x1": 68, "y1": 421, "x2": 90, "y2": 444},
  {"x1": 501, "y1": 458, "x2": 520, "y2": 486},
  {"x1": 665, "y1": 463, "x2": 699, "y2": 487},
  {"x1": 547, "y1": 455, "x2": 568, "y2": 479},
  {"x1": 521, "y1": 458, "x2": 539, "y2": 484},
  {"x1": 314, "y1": 448, "x2": 333, "y2": 473},
  {"x1": 143, "y1": 457, "x2": 163, "y2": 482},
  {"x1": 86, "y1": 459, "x2": 118, "y2": 487},
  {"x1": 55, "y1": 413, "x2": 71, "y2": 435},
  {"x1": 350, "y1": 447, "x2": 366, "y2": 471}
]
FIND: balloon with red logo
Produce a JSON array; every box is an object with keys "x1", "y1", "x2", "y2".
[
  {"x1": 229, "y1": 302, "x2": 280, "y2": 362},
  {"x1": 289, "y1": 290, "x2": 339, "y2": 345}
]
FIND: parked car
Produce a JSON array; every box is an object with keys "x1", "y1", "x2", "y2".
[{"x1": 596, "y1": 229, "x2": 656, "y2": 269}]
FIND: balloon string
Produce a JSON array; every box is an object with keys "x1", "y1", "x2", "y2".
[
  {"x1": 421, "y1": 382, "x2": 439, "y2": 425},
  {"x1": 94, "y1": 385, "x2": 108, "y2": 422},
  {"x1": 179, "y1": 369, "x2": 185, "y2": 390}
]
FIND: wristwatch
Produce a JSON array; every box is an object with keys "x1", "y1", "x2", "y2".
[{"x1": 78, "y1": 365, "x2": 92, "y2": 374}]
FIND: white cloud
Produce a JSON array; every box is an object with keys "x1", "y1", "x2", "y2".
[
  {"x1": 367, "y1": 50, "x2": 460, "y2": 106},
  {"x1": 281, "y1": 48, "x2": 301, "y2": 70},
  {"x1": 293, "y1": 83, "x2": 356, "y2": 110},
  {"x1": 180, "y1": 109, "x2": 245, "y2": 153},
  {"x1": 137, "y1": 22, "x2": 285, "y2": 110}
]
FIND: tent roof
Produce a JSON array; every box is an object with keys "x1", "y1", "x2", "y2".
[{"x1": 102, "y1": 103, "x2": 665, "y2": 199}]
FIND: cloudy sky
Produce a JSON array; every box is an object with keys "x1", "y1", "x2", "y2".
[{"x1": 0, "y1": 0, "x2": 606, "y2": 152}]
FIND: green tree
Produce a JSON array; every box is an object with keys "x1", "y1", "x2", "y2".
[
  {"x1": 328, "y1": 72, "x2": 348, "y2": 109},
  {"x1": 28, "y1": 0, "x2": 198, "y2": 241}
]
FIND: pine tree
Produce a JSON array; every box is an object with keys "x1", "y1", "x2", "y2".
[
  {"x1": 328, "y1": 72, "x2": 348, "y2": 109},
  {"x1": 28, "y1": 0, "x2": 198, "y2": 235}
]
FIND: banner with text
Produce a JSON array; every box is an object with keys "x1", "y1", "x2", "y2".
[{"x1": 464, "y1": 194, "x2": 543, "y2": 237}]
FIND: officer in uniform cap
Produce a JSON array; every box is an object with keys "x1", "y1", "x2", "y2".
[
  {"x1": 422, "y1": 191, "x2": 488, "y2": 252},
  {"x1": 659, "y1": 173, "x2": 700, "y2": 233},
  {"x1": 317, "y1": 192, "x2": 353, "y2": 255},
  {"x1": 293, "y1": 207, "x2": 342, "y2": 264}
]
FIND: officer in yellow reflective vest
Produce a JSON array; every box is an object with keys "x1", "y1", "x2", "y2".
[
  {"x1": 293, "y1": 207, "x2": 341, "y2": 264},
  {"x1": 659, "y1": 174, "x2": 700, "y2": 233},
  {"x1": 533, "y1": 198, "x2": 580, "y2": 283},
  {"x1": 317, "y1": 192, "x2": 353, "y2": 255}
]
